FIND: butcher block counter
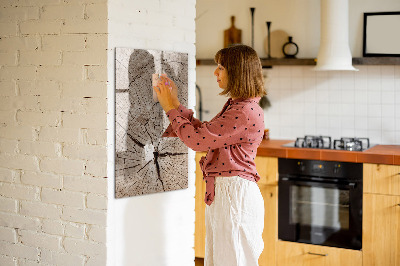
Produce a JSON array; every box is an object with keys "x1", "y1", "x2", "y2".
[{"x1": 257, "y1": 139, "x2": 400, "y2": 165}]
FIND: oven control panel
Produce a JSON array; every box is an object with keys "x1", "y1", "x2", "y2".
[{"x1": 281, "y1": 158, "x2": 362, "y2": 180}]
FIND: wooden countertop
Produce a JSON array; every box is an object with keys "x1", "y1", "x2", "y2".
[{"x1": 256, "y1": 139, "x2": 400, "y2": 165}]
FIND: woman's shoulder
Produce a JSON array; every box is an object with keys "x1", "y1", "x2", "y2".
[{"x1": 233, "y1": 97, "x2": 262, "y2": 110}]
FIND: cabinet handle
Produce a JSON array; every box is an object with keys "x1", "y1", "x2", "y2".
[{"x1": 307, "y1": 252, "x2": 328, "y2": 257}]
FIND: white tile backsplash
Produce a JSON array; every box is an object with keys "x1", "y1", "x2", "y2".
[{"x1": 196, "y1": 65, "x2": 400, "y2": 144}]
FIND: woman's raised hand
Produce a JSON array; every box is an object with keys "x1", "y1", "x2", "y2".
[
  {"x1": 153, "y1": 76, "x2": 175, "y2": 113},
  {"x1": 160, "y1": 75, "x2": 180, "y2": 108}
]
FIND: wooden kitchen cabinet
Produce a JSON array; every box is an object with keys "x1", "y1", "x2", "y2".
[
  {"x1": 364, "y1": 163, "x2": 400, "y2": 196},
  {"x1": 195, "y1": 152, "x2": 207, "y2": 258},
  {"x1": 255, "y1": 156, "x2": 278, "y2": 186},
  {"x1": 276, "y1": 241, "x2": 362, "y2": 266},
  {"x1": 363, "y1": 193, "x2": 400, "y2": 266},
  {"x1": 363, "y1": 163, "x2": 400, "y2": 266},
  {"x1": 258, "y1": 184, "x2": 278, "y2": 266},
  {"x1": 256, "y1": 156, "x2": 278, "y2": 266}
]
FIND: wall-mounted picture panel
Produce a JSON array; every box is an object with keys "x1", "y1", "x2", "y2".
[{"x1": 115, "y1": 48, "x2": 189, "y2": 198}]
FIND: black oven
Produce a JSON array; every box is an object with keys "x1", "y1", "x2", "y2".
[{"x1": 278, "y1": 158, "x2": 363, "y2": 250}]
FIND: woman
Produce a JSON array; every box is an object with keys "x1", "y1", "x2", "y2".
[{"x1": 154, "y1": 44, "x2": 266, "y2": 266}]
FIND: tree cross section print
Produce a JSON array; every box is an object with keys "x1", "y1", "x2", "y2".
[{"x1": 115, "y1": 48, "x2": 189, "y2": 198}]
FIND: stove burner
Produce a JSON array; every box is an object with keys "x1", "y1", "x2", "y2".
[
  {"x1": 295, "y1": 135, "x2": 332, "y2": 149},
  {"x1": 286, "y1": 136, "x2": 372, "y2": 151},
  {"x1": 333, "y1": 137, "x2": 370, "y2": 151}
]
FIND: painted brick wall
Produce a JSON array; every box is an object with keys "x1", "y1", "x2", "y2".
[{"x1": 0, "y1": 1, "x2": 108, "y2": 265}]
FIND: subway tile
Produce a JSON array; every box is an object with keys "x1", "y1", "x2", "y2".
[
  {"x1": 316, "y1": 89, "x2": 329, "y2": 103},
  {"x1": 381, "y1": 131, "x2": 396, "y2": 144},
  {"x1": 367, "y1": 104, "x2": 382, "y2": 118},
  {"x1": 367, "y1": 129, "x2": 382, "y2": 143},
  {"x1": 367, "y1": 91, "x2": 381, "y2": 104},
  {"x1": 355, "y1": 116, "x2": 368, "y2": 130},
  {"x1": 341, "y1": 117, "x2": 355, "y2": 129},
  {"x1": 382, "y1": 104, "x2": 395, "y2": 118},
  {"x1": 291, "y1": 77, "x2": 304, "y2": 90},
  {"x1": 329, "y1": 116, "x2": 342, "y2": 129},
  {"x1": 395, "y1": 118, "x2": 400, "y2": 131},
  {"x1": 341, "y1": 128, "x2": 355, "y2": 137},
  {"x1": 394, "y1": 65, "x2": 400, "y2": 78},
  {"x1": 316, "y1": 115, "x2": 330, "y2": 128},
  {"x1": 381, "y1": 65, "x2": 395, "y2": 77},
  {"x1": 382, "y1": 78, "x2": 395, "y2": 91},
  {"x1": 304, "y1": 102, "x2": 316, "y2": 115},
  {"x1": 279, "y1": 78, "x2": 291, "y2": 89},
  {"x1": 328, "y1": 88, "x2": 341, "y2": 103},
  {"x1": 354, "y1": 90, "x2": 368, "y2": 104},
  {"x1": 367, "y1": 77, "x2": 381, "y2": 91},
  {"x1": 382, "y1": 117, "x2": 396, "y2": 131},
  {"x1": 341, "y1": 104, "x2": 355, "y2": 116},
  {"x1": 316, "y1": 103, "x2": 329, "y2": 116},
  {"x1": 396, "y1": 131, "x2": 400, "y2": 144},
  {"x1": 368, "y1": 117, "x2": 382, "y2": 131},
  {"x1": 315, "y1": 77, "x2": 329, "y2": 90},
  {"x1": 341, "y1": 89, "x2": 354, "y2": 103},
  {"x1": 382, "y1": 90, "x2": 395, "y2": 104},
  {"x1": 355, "y1": 104, "x2": 368, "y2": 117},
  {"x1": 304, "y1": 88, "x2": 316, "y2": 103}
]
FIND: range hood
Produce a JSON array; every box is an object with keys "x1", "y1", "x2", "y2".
[{"x1": 314, "y1": 0, "x2": 358, "y2": 71}]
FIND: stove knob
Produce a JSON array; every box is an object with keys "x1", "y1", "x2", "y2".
[
  {"x1": 298, "y1": 161, "x2": 305, "y2": 171},
  {"x1": 334, "y1": 164, "x2": 341, "y2": 174}
]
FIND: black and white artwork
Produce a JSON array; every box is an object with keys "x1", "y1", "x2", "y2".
[{"x1": 115, "y1": 48, "x2": 189, "y2": 198}]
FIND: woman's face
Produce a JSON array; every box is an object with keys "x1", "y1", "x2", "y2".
[{"x1": 214, "y1": 64, "x2": 228, "y2": 89}]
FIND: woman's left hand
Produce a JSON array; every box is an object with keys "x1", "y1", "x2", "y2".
[{"x1": 153, "y1": 76, "x2": 175, "y2": 113}]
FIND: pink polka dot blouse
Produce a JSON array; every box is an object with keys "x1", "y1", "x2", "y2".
[{"x1": 162, "y1": 97, "x2": 265, "y2": 205}]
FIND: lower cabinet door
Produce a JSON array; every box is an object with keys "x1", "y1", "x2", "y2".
[
  {"x1": 258, "y1": 185, "x2": 278, "y2": 266},
  {"x1": 363, "y1": 193, "x2": 400, "y2": 266},
  {"x1": 195, "y1": 152, "x2": 207, "y2": 258},
  {"x1": 277, "y1": 241, "x2": 362, "y2": 266}
]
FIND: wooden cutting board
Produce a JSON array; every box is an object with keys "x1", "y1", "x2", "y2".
[{"x1": 224, "y1": 16, "x2": 242, "y2": 48}]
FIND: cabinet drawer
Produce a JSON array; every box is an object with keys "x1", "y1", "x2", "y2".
[
  {"x1": 277, "y1": 241, "x2": 362, "y2": 266},
  {"x1": 364, "y1": 164, "x2": 400, "y2": 196}
]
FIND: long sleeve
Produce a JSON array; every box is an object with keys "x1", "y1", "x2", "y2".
[
  {"x1": 162, "y1": 104, "x2": 202, "y2": 137},
  {"x1": 165, "y1": 105, "x2": 249, "y2": 152}
]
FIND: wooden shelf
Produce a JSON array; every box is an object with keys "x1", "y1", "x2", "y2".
[
  {"x1": 196, "y1": 57, "x2": 400, "y2": 67},
  {"x1": 352, "y1": 57, "x2": 400, "y2": 65}
]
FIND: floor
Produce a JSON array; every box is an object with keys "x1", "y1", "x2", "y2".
[{"x1": 195, "y1": 257, "x2": 204, "y2": 266}]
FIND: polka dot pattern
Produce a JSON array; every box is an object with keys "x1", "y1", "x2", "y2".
[{"x1": 162, "y1": 97, "x2": 265, "y2": 205}]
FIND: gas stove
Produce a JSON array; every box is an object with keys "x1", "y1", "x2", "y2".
[{"x1": 283, "y1": 135, "x2": 373, "y2": 151}]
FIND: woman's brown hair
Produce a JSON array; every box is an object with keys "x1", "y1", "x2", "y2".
[{"x1": 214, "y1": 44, "x2": 266, "y2": 99}]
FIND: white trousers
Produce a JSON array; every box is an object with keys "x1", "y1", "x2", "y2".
[{"x1": 205, "y1": 176, "x2": 264, "y2": 266}]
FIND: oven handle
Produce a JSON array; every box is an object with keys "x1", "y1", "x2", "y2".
[{"x1": 280, "y1": 177, "x2": 357, "y2": 189}]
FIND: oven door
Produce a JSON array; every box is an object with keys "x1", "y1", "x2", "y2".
[{"x1": 278, "y1": 176, "x2": 362, "y2": 250}]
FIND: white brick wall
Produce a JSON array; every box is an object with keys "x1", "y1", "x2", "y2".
[{"x1": 0, "y1": 0, "x2": 108, "y2": 265}]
